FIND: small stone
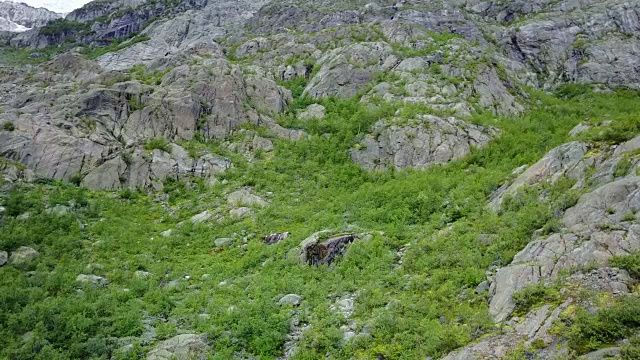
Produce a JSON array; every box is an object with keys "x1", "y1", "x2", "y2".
[
  {"x1": 16, "y1": 212, "x2": 30, "y2": 221},
  {"x1": 160, "y1": 229, "x2": 173, "y2": 237},
  {"x1": 214, "y1": 238, "x2": 233, "y2": 247},
  {"x1": 279, "y1": 294, "x2": 303, "y2": 306},
  {"x1": 297, "y1": 104, "x2": 326, "y2": 120},
  {"x1": 229, "y1": 207, "x2": 254, "y2": 219},
  {"x1": 76, "y1": 274, "x2": 108, "y2": 286},
  {"x1": 343, "y1": 331, "x2": 356, "y2": 342},
  {"x1": 45, "y1": 205, "x2": 70, "y2": 216},
  {"x1": 0, "y1": 206, "x2": 5, "y2": 220},
  {"x1": 475, "y1": 281, "x2": 490, "y2": 294},
  {"x1": 134, "y1": 271, "x2": 151, "y2": 279}
]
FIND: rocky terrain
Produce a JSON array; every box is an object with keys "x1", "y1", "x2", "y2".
[
  {"x1": 0, "y1": 1, "x2": 62, "y2": 32},
  {"x1": 0, "y1": 0, "x2": 640, "y2": 359}
]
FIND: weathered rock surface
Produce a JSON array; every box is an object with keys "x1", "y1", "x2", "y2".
[
  {"x1": 76, "y1": 274, "x2": 108, "y2": 286},
  {"x1": 227, "y1": 189, "x2": 268, "y2": 208},
  {"x1": 9, "y1": 246, "x2": 39, "y2": 266},
  {"x1": 146, "y1": 334, "x2": 209, "y2": 360},
  {"x1": 304, "y1": 42, "x2": 393, "y2": 99},
  {"x1": 351, "y1": 115, "x2": 498, "y2": 171},
  {"x1": 278, "y1": 294, "x2": 303, "y2": 306},
  {"x1": 297, "y1": 104, "x2": 326, "y2": 120},
  {"x1": 489, "y1": 141, "x2": 589, "y2": 211},
  {"x1": 490, "y1": 177, "x2": 640, "y2": 322},
  {"x1": 0, "y1": 2, "x2": 62, "y2": 30}
]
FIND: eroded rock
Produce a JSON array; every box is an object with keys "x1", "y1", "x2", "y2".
[
  {"x1": 146, "y1": 334, "x2": 209, "y2": 360},
  {"x1": 9, "y1": 246, "x2": 39, "y2": 266},
  {"x1": 351, "y1": 115, "x2": 498, "y2": 171}
]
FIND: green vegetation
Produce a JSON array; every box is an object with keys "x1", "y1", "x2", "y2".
[
  {"x1": 1, "y1": 89, "x2": 640, "y2": 359},
  {"x1": 512, "y1": 283, "x2": 558, "y2": 315},
  {"x1": 144, "y1": 138, "x2": 171, "y2": 153},
  {"x1": 568, "y1": 296, "x2": 640, "y2": 355},
  {"x1": 129, "y1": 65, "x2": 170, "y2": 86},
  {"x1": 81, "y1": 36, "x2": 151, "y2": 59},
  {"x1": 40, "y1": 19, "x2": 90, "y2": 37},
  {"x1": 2, "y1": 121, "x2": 15, "y2": 131},
  {"x1": 610, "y1": 251, "x2": 640, "y2": 279}
]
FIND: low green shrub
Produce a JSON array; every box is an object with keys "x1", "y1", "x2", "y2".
[
  {"x1": 2, "y1": 121, "x2": 15, "y2": 131},
  {"x1": 610, "y1": 251, "x2": 640, "y2": 279},
  {"x1": 144, "y1": 138, "x2": 171, "y2": 153},
  {"x1": 512, "y1": 283, "x2": 557, "y2": 315},
  {"x1": 569, "y1": 296, "x2": 640, "y2": 354}
]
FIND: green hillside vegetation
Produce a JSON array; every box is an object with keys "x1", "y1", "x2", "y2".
[{"x1": 1, "y1": 87, "x2": 640, "y2": 359}]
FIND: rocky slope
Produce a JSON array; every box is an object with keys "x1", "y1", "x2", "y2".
[
  {"x1": 0, "y1": 1, "x2": 62, "y2": 31},
  {"x1": 0, "y1": 0, "x2": 640, "y2": 359}
]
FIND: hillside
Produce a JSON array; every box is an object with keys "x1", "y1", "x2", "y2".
[{"x1": 1, "y1": 0, "x2": 640, "y2": 359}]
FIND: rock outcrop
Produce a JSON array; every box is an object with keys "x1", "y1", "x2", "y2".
[
  {"x1": 0, "y1": 2, "x2": 62, "y2": 30},
  {"x1": 300, "y1": 232, "x2": 362, "y2": 265},
  {"x1": 351, "y1": 115, "x2": 498, "y2": 171},
  {"x1": 146, "y1": 334, "x2": 210, "y2": 360},
  {"x1": 489, "y1": 177, "x2": 640, "y2": 322},
  {"x1": 9, "y1": 246, "x2": 39, "y2": 266}
]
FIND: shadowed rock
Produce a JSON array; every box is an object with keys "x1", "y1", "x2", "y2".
[
  {"x1": 301, "y1": 233, "x2": 362, "y2": 265},
  {"x1": 264, "y1": 232, "x2": 291, "y2": 245}
]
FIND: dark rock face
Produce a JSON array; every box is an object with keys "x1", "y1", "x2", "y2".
[
  {"x1": 264, "y1": 232, "x2": 290, "y2": 245},
  {"x1": 302, "y1": 234, "x2": 361, "y2": 265}
]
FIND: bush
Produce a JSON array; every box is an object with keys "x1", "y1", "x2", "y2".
[
  {"x1": 143, "y1": 138, "x2": 171, "y2": 153},
  {"x1": 512, "y1": 283, "x2": 556, "y2": 314},
  {"x1": 2, "y1": 121, "x2": 14, "y2": 131},
  {"x1": 569, "y1": 297, "x2": 640, "y2": 354},
  {"x1": 621, "y1": 335, "x2": 640, "y2": 360},
  {"x1": 40, "y1": 19, "x2": 89, "y2": 36},
  {"x1": 555, "y1": 83, "x2": 592, "y2": 99},
  {"x1": 610, "y1": 251, "x2": 640, "y2": 279},
  {"x1": 614, "y1": 159, "x2": 634, "y2": 178}
]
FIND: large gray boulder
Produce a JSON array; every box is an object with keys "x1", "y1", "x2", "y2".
[
  {"x1": 351, "y1": 115, "x2": 498, "y2": 171},
  {"x1": 9, "y1": 246, "x2": 39, "y2": 266},
  {"x1": 146, "y1": 334, "x2": 209, "y2": 360},
  {"x1": 227, "y1": 189, "x2": 268, "y2": 208}
]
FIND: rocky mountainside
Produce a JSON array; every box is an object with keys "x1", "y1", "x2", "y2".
[
  {"x1": 0, "y1": 0, "x2": 640, "y2": 359},
  {"x1": 0, "y1": 1, "x2": 62, "y2": 31}
]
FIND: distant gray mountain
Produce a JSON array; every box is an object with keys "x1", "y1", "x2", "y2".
[{"x1": 0, "y1": 1, "x2": 62, "y2": 32}]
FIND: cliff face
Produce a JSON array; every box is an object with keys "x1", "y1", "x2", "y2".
[
  {"x1": 0, "y1": 1, "x2": 62, "y2": 31},
  {"x1": 1, "y1": 1, "x2": 640, "y2": 359}
]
